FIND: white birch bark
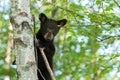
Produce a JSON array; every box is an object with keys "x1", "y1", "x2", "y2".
[{"x1": 10, "y1": 0, "x2": 38, "y2": 80}]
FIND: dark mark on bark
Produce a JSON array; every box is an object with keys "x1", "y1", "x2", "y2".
[
  {"x1": 10, "y1": 16, "x2": 20, "y2": 28},
  {"x1": 19, "y1": 12, "x2": 28, "y2": 17},
  {"x1": 17, "y1": 71, "x2": 21, "y2": 79},
  {"x1": 22, "y1": 21, "x2": 32, "y2": 31},
  {"x1": 27, "y1": 61, "x2": 36, "y2": 67},
  {"x1": 14, "y1": 38, "x2": 27, "y2": 47}
]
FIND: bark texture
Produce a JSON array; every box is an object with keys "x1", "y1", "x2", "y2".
[{"x1": 10, "y1": 0, "x2": 38, "y2": 80}]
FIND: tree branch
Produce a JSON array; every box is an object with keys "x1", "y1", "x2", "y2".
[
  {"x1": 113, "y1": 0, "x2": 120, "y2": 9},
  {"x1": 97, "y1": 35, "x2": 120, "y2": 42},
  {"x1": 39, "y1": 48, "x2": 55, "y2": 80},
  {"x1": 5, "y1": 33, "x2": 13, "y2": 80}
]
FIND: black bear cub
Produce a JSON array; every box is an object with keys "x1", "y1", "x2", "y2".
[{"x1": 36, "y1": 13, "x2": 67, "y2": 80}]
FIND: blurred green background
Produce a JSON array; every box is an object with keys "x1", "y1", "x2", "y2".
[{"x1": 1, "y1": 0, "x2": 120, "y2": 80}]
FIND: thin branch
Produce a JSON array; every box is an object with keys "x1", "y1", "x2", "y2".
[
  {"x1": 47, "y1": 2, "x2": 120, "y2": 28},
  {"x1": 93, "y1": 67, "x2": 102, "y2": 80},
  {"x1": 47, "y1": 2, "x2": 82, "y2": 18},
  {"x1": 113, "y1": 0, "x2": 120, "y2": 9},
  {"x1": 37, "y1": 69, "x2": 46, "y2": 80},
  {"x1": 39, "y1": 48, "x2": 55, "y2": 80},
  {"x1": 97, "y1": 35, "x2": 120, "y2": 42},
  {"x1": 5, "y1": 33, "x2": 13, "y2": 80},
  {"x1": 57, "y1": 6, "x2": 120, "y2": 27},
  {"x1": 56, "y1": 6, "x2": 82, "y2": 18}
]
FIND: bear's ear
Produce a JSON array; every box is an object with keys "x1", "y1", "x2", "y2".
[
  {"x1": 57, "y1": 19, "x2": 67, "y2": 27},
  {"x1": 39, "y1": 13, "x2": 48, "y2": 23}
]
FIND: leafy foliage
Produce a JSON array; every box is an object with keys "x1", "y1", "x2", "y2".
[{"x1": 1, "y1": 0, "x2": 120, "y2": 80}]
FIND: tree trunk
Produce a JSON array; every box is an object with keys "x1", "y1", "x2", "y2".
[{"x1": 10, "y1": 0, "x2": 38, "y2": 80}]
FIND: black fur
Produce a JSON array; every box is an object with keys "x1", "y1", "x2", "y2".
[{"x1": 36, "y1": 13, "x2": 67, "y2": 80}]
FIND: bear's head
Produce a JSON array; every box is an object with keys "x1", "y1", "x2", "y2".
[{"x1": 39, "y1": 13, "x2": 67, "y2": 41}]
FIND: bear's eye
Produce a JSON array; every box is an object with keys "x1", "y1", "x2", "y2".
[
  {"x1": 53, "y1": 32, "x2": 56, "y2": 35},
  {"x1": 53, "y1": 29, "x2": 59, "y2": 35}
]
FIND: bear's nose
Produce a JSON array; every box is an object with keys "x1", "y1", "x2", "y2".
[{"x1": 44, "y1": 32, "x2": 54, "y2": 41}]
